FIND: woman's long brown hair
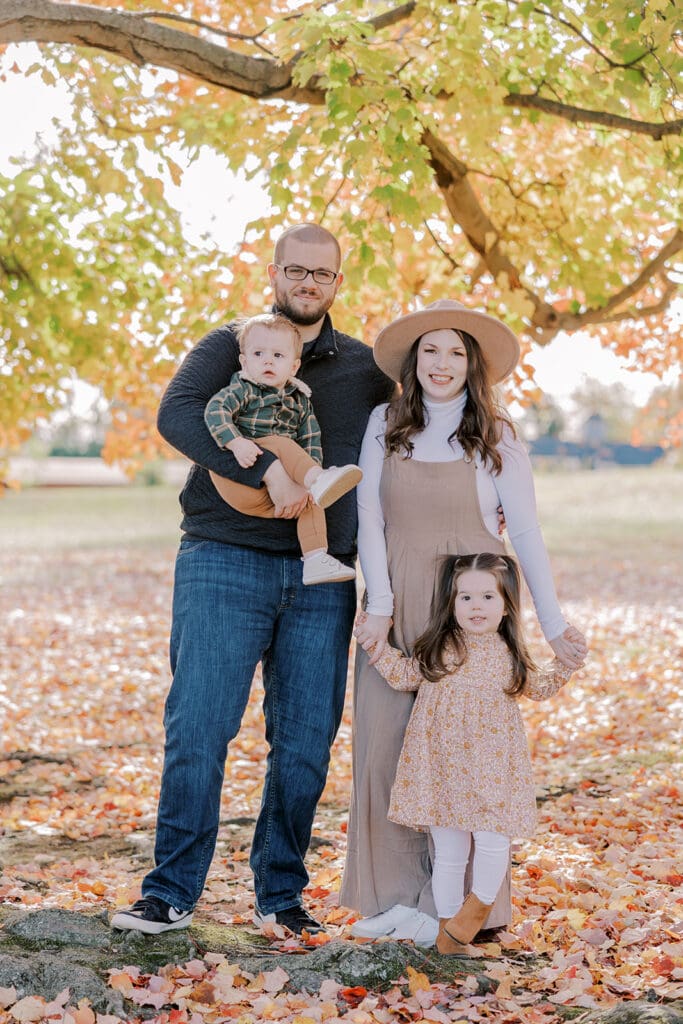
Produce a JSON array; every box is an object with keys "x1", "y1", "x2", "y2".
[
  {"x1": 384, "y1": 331, "x2": 515, "y2": 473},
  {"x1": 412, "y1": 552, "x2": 536, "y2": 695}
]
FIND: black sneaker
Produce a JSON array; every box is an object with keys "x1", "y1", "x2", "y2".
[
  {"x1": 110, "y1": 895, "x2": 193, "y2": 934},
  {"x1": 254, "y1": 904, "x2": 326, "y2": 936}
]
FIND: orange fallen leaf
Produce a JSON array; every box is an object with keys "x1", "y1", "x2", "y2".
[
  {"x1": 339, "y1": 986, "x2": 367, "y2": 1007},
  {"x1": 652, "y1": 956, "x2": 675, "y2": 978},
  {"x1": 109, "y1": 973, "x2": 134, "y2": 995},
  {"x1": 72, "y1": 1001, "x2": 96, "y2": 1024},
  {"x1": 189, "y1": 980, "x2": 216, "y2": 1003},
  {"x1": 301, "y1": 930, "x2": 331, "y2": 946}
]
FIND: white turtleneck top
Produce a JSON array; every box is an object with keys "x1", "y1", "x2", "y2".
[{"x1": 357, "y1": 391, "x2": 567, "y2": 642}]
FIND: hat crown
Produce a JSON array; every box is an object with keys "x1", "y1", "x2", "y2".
[{"x1": 423, "y1": 299, "x2": 467, "y2": 314}]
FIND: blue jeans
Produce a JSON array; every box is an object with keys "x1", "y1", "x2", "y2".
[{"x1": 143, "y1": 539, "x2": 356, "y2": 913}]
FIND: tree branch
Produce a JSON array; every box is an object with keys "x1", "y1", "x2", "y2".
[
  {"x1": 0, "y1": 0, "x2": 322, "y2": 101},
  {"x1": 129, "y1": 9, "x2": 277, "y2": 57},
  {"x1": 594, "y1": 280, "x2": 677, "y2": 324},
  {"x1": 0, "y1": 253, "x2": 34, "y2": 284},
  {"x1": 554, "y1": 229, "x2": 683, "y2": 330},
  {"x1": 366, "y1": 2, "x2": 416, "y2": 32},
  {"x1": 525, "y1": 2, "x2": 651, "y2": 71},
  {"x1": 421, "y1": 129, "x2": 683, "y2": 340},
  {"x1": 420, "y1": 128, "x2": 558, "y2": 322},
  {"x1": 504, "y1": 94, "x2": 683, "y2": 140},
  {"x1": 1, "y1": 0, "x2": 678, "y2": 343},
  {"x1": 423, "y1": 220, "x2": 460, "y2": 272},
  {"x1": 0, "y1": 0, "x2": 419, "y2": 97}
]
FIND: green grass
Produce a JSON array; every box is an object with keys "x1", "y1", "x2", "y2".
[
  {"x1": 2, "y1": 484, "x2": 182, "y2": 551},
  {"x1": 1, "y1": 466, "x2": 680, "y2": 558},
  {"x1": 533, "y1": 465, "x2": 681, "y2": 561}
]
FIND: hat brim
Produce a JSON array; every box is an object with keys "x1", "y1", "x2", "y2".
[{"x1": 374, "y1": 307, "x2": 520, "y2": 384}]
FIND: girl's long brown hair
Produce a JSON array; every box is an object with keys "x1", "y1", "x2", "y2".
[
  {"x1": 384, "y1": 331, "x2": 515, "y2": 473},
  {"x1": 412, "y1": 552, "x2": 536, "y2": 695}
]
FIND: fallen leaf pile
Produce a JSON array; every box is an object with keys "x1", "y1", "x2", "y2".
[
  {"x1": 0, "y1": 959, "x2": 571, "y2": 1024},
  {"x1": 1, "y1": 539, "x2": 681, "y2": 1021}
]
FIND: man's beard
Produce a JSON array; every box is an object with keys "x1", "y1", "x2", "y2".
[{"x1": 274, "y1": 289, "x2": 332, "y2": 326}]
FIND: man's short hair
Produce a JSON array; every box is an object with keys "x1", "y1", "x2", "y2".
[
  {"x1": 235, "y1": 313, "x2": 303, "y2": 358},
  {"x1": 273, "y1": 224, "x2": 341, "y2": 271}
]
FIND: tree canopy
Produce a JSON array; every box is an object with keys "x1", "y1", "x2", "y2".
[{"x1": 0, "y1": 0, "x2": 681, "y2": 465}]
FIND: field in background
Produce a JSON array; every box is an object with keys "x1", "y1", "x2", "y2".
[
  {"x1": 532, "y1": 465, "x2": 679, "y2": 561},
  {"x1": 3, "y1": 465, "x2": 679, "y2": 561},
  {"x1": 3, "y1": 482, "x2": 183, "y2": 551}
]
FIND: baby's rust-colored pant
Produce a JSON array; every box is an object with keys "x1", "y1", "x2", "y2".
[{"x1": 209, "y1": 435, "x2": 327, "y2": 554}]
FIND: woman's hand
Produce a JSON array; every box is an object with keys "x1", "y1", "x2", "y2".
[
  {"x1": 550, "y1": 624, "x2": 588, "y2": 670},
  {"x1": 354, "y1": 611, "x2": 393, "y2": 665}
]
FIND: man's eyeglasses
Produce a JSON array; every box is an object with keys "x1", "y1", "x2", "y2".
[{"x1": 275, "y1": 264, "x2": 338, "y2": 285}]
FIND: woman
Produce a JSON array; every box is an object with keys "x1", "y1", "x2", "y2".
[{"x1": 340, "y1": 299, "x2": 586, "y2": 944}]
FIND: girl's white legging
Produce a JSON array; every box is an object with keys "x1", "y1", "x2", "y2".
[{"x1": 430, "y1": 826, "x2": 511, "y2": 919}]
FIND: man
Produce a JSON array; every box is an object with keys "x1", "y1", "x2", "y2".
[{"x1": 111, "y1": 224, "x2": 393, "y2": 936}]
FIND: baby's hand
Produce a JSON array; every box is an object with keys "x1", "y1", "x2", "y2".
[{"x1": 227, "y1": 437, "x2": 263, "y2": 468}]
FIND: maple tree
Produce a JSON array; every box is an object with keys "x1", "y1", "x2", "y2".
[
  {"x1": 0, "y1": 0, "x2": 681, "y2": 463},
  {"x1": 632, "y1": 379, "x2": 683, "y2": 449}
]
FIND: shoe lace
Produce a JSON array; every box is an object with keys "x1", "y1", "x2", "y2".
[
  {"x1": 282, "y1": 906, "x2": 318, "y2": 928},
  {"x1": 133, "y1": 895, "x2": 167, "y2": 913}
]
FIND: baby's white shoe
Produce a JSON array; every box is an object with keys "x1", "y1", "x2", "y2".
[
  {"x1": 302, "y1": 551, "x2": 356, "y2": 585},
  {"x1": 309, "y1": 465, "x2": 362, "y2": 509}
]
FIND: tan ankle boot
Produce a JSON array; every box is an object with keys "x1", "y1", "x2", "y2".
[
  {"x1": 444, "y1": 893, "x2": 493, "y2": 945},
  {"x1": 436, "y1": 918, "x2": 467, "y2": 955}
]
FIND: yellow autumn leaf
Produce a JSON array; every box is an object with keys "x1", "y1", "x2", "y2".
[
  {"x1": 406, "y1": 965, "x2": 430, "y2": 994},
  {"x1": 567, "y1": 908, "x2": 587, "y2": 929},
  {"x1": 167, "y1": 159, "x2": 183, "y2": 187},
  {"x1": 493, "y1": 974, "x2": 514, "y2": 999}
]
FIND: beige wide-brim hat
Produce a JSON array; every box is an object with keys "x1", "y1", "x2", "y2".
[{"x1": 373, "y1": 299, "x2": 520, "y2": 383}]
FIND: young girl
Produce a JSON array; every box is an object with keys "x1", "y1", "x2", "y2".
[{"x1": 357, "y1": 551, "x2": 575, "y2": 955}]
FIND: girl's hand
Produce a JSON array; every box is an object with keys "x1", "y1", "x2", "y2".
[
  {"x1": 354, "y1": 611, "x2": 393, "y2": 666},
  {"x1": 550, "y1": 624, "x2": 587, "y2": 670}
]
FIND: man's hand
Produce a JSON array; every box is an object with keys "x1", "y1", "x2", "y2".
[
  {"x1": 227, "y1": 437, "x2": 263, "y2": 468},
  {"x1": 549, "y1": 624, "x2": 588, "y2": 670},
  {"x1": 354, "y1": 610, "x2": 393, "y2": 665},
  {"x1": 263, "y1": 460, "x2": 310, "y2": 518}
]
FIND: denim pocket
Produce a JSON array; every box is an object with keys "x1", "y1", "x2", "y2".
[{"x1": 177, "y1": 538, "x2": 212, "y2": 558}]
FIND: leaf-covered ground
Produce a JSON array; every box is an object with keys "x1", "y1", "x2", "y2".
[{"x1": 1, "y1": 479, "x2": 681, "y2": 1022}]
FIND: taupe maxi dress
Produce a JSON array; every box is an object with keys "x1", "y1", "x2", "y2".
[{"x1": 340, "y1": 453, "x2": 512, "y2": 928}]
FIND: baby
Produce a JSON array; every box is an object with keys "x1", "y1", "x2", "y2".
[{"x1": 204, "y1": 313, "x2": 361, "y2": 585}]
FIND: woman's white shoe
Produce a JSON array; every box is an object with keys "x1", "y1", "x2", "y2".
[{"x1": 350, "y1": 903, "x2": 438, "y2": 946}]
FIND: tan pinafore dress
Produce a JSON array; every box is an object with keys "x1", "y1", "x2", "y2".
[{"x1": 340, "y1": 453, "x2": 512, "y2": 927}]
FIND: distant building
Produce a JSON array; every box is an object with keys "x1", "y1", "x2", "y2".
[
  {"x1": 581, "y1": 413, "x2": 607, "y2": 449},
  {"x1": 528, "y1": 435, "x2": 664, "y2": 468}
]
